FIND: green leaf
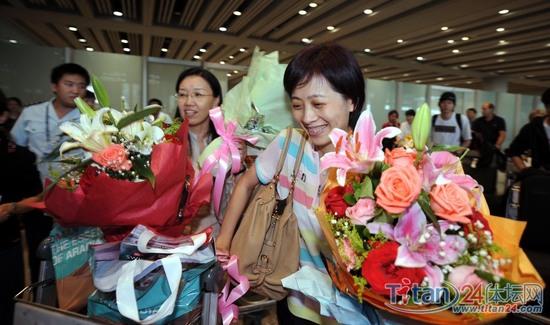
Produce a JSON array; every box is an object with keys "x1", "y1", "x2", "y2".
[
  {"x1": 348, "y1": 227, "x2": 366, "y2": 254},
  {"x1": 343, "y1": 193, "x2": 357, "y2": 206},
  {"x1": 431, "y1": 144, "x2": 464, "y2": 153},
  {"x1": 411, "y1": 103, "x2": 431, "y2": 151},
  {"x1": 92, "y1": 75, "x2": 110, "y2": 108},
  {"x1": 132, "y1": 157, "x2": 156, "y2": 188},
  {"x1": 74, "y1": 97, "x2": 95, "y2": 118},
  {"x1": 418, "y1": 191, "x2": 441, "y2": 234},
  {"x1": 42, "y1": 143, "x2": 62, "y2": 161},
  {"x1": 475, "y1": 270, "x2": 516, "y2": 288},
  {"x1": 354, "y1": 176, "x2": 373, "y2": 200},
  {"x1": 116, "y1": 106, "x2": 161, "y2": 130},
  {"x1": 42, "y1": 158, "x2": 93, "y2": 195}
]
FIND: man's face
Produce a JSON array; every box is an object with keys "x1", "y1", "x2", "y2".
[
  {"x1": 467, "y1": 110, "x2": 476, "y2": 121},
  {"x1": 482, "y1": 105, "x2": 494, "y2": 118},
  {"x1": 51, "y1": 74, "x2": 87, "y2": 108},
  {"x1": 439, "y1": 100, "x2": 454, "y2": 115}
]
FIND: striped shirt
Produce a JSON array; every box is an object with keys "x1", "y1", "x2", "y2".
[{"x1": 255, "y1": 128, "x2": 337, "y2": 323}]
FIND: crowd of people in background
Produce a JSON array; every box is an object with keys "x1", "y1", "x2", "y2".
[{"x1": 0, "y1": 55, "x2": 549, "y2": 323}]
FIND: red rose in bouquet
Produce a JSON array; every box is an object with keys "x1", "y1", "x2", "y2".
[
  {"x1": 464, "y1": 209, "x2": 492, "y2": 237},
  {"x1": 325, "y1": 184, "x2": 353, "y2": 217},
  {"x1": 362, "y1": 241, "x2": 425, "y2": 296}
]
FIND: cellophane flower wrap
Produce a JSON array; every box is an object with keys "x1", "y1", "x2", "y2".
[
  {"x1": 316, "y1": 105, "x2": 544, "y2": 323},
  {"x1": 43, "y1": 77, "x2": 212, "y2": 239}
]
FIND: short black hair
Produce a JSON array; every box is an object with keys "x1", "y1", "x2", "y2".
[
  {"x1": 6, "y1": 97, "x2": 22, "y2": 107},
  {"x1": 175, "y1": 67, "x2": 223, "y2": 104},
  {"x1": 50, "y1": 63, "x2": 90, "y2": 85},
  {"x1": 147, "y1": 98, "x2": 163, "y2": 106},
  {"x1": 405, "y1": 109, "x2": 415, "y2": 117},
  {"x1": 283, "y1": 43, "x2": 365, "y2": 128},
  {"x1": 84, "y1": 90, "x2": 95, "y2": 100},
  {"x1": 542, "y1": 88, "x2": 550, "y2": 109},
  {"x1": 388, "y1": 109, "x2": 399, "y2": 117},
  {"x1": 466, "y1": 108, "x2": 477, "y2": 114}
]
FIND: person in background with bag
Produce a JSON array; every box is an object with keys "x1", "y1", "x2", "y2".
[
  {"x1": 216, "y1": 44, "x2": 377, "y2": 324},
  {"x1": 174, "y1": 68, "x2": 246, "y2": 236}
]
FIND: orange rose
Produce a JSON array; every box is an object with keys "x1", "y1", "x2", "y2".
[
  {"x1": 375, "y1": 165, "x2": 421, "y2": 214},
  {"x1": 429, "y1": 183, "x2": 471, "y2": 223},
  {"x1": 92, "y1": 144, "x2": 132, "y2": 171},
  {"x1": 384, "y1": 147, "x2": 417, "y2": 167}
]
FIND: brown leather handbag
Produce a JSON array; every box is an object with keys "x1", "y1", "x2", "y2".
[{"x1": 230, "y1": 128, "x2": 306, "y2": 300}]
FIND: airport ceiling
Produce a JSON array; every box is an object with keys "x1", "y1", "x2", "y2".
[{"x1": 1, "y1": 0, "x2": 549, "y2": 94}]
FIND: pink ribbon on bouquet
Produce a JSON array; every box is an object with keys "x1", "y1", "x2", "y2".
[
  {"x1": 199, "y1": 107, "x2": 258, "y2": 216},
  {"x1": 218, "y1": 254, "x2": 249, "y2": 325}
]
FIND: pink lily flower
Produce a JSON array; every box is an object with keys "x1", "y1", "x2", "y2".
[
  {"x1": 393, "y1": 203, "x2": 468, "y2": 268},
  {"x1": 321, "y1": 109, "x2": 401, "y2": 186}
]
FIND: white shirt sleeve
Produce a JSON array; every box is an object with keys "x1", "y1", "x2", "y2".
[
  {"x1": 10, "y1": 107, "x2": 29, "y2": 146},
  {"x1": 461, "y1": 114, "x2": 472, "y2": 141}
]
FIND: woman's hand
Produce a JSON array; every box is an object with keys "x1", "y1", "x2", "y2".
[
  {"x1": 215, "y1": 234, "x2": 231, "y2": 258},
  {"x1": 0, "y1": 203, "x2": 15, "y2": 223}
]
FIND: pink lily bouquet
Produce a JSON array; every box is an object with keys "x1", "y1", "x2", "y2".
[{"x1": 316, "y1": 105, "x2": 543, "y2": 323}]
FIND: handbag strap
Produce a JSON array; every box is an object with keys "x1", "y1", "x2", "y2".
[
  {"x1": 272, "y1": 127, "x2": 293, "y2": 182},
  {"x1": 289, "y1": 134, "x2": 307, "y2": 196}
]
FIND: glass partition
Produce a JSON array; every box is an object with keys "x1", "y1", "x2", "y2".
[
  {"x1": 366, "y1": 79, "x2": 396, "y2": 128},
  {"x1": 496, "y1": 93, "x2": 516, "y2": 148},
  {"x1": 0, "y1": 43, "x2": 65, "y2": 105},
  {"x1": 73, "y1": 50, "x2": 142, "y2": 110},
  {"x1": 401, "y1": 82, "x2": 426, "y2": 114}
]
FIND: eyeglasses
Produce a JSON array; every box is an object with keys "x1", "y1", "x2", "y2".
[{"x1": 174, "y1": 92, "x2": 214, "y2": 101}]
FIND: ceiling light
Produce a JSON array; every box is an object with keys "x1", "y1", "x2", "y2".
[
  {"x1": 85, "y1": 47, "x2": 94, "y2": 52},
  {"x1": 415, "y1": 80, "x2": 422, "y2": 83},
  {"x1": 416, "y1": 56, "x2": 425, "y2": 61},
  {"x1": 496, "y1": 27, "x2": 505, "y2": 32},
  {"x1": 199, "y1": 48, "x2": 207, "y2": 53},
  {"x1": 525, "y1": 74, "x2": 535, "y2": 78},
  {"x1": 78, "y1": 38, "x2": 86, "y2": 43},
  {"x1": 363, "y1": 9, "x2": 373, "y2": 15},
  {"x1": 497, "y1": 59, "x2": 505, "y2": 63},
  {"x1": 113, "y1": 11, "x2": 123, "y2": 17},
  {"x1": 452, "y1": 49, "x2": 460, "y2": 54},
  {"x1": 441, "y1": 26, "x2": 449, "y2": 31},
  {"x1": 219, "y1": 26, "x2": 227, "y2": 32},
  {"x1": 121, "y1": 39, "x2": 128, "y2": 44},
  {"x1": 364, "y1": 48, "x2": 371, "y2": 53},
  {"x1": 397, "y1": 39, "x2": 404, "y2": 43},
  {"x1": 161, "y1": 48, "x2": 168, "y2": 52},
  {"x1": 220, "y1": 61, "x2": 225, "y2": 64},
  {"x1": 326, "y1": 26, "x2": 335, "y2": 31},
  {"x1": 461, "y1": 36, "x2": 470, "y2": 41},
  {"x1": 226, "y1": 73, "x2": 232, "y2": 77},
  {"x1": 123, "y1": 47, "x2": 130, "y2": 52},
  {"x1": 497, "y1": 70, "x2": 504, "y2": 73},
  {"x1": 239, "y1": 48, "x2": 247, "y2": 52},
  {"x1": 495, "y1": 51, "x2": 506, "y2": 55},
  {"x1": 436, "y1": 77, "x2": 444, "y2": 81},
  {"x1": 499, "y1": 40, "x2": 508, "y2": 45},
  {"x1": 228, "y1": 55, "x2": 234, "y2": 59},
  {"x1": 460, "y1": 64, "x2": 469, "y2": 68},
  {"x1": 233, "y1": 70, "x2": 238, "y2": 74},
  {"x1": 298, "y1": 10, "x2": 307, "y2": 15},
  {"x1": 233, "y1": 10, "x2": 241, "y2": 16},
  {"x1": 447, "y1": 39, "x2": 455, "y2": 44},
  {"x1": 8, "y1": 39, "x2": 17, "y2": 44},
  {"x1": 68, "y1": 26, "x2": 78, "y2": 32},
  {"x1": 545, "y1": 43, "x2": 550, "y2": 47},
  {"x1": 309, "y1": 2, "x2": 318, "y2": 8},
  {"x1": 193, "y1": 55, "x2": 201, "y2": 60},
  {"x1": 498, "y1": 9, "x2": 509, "y2": 14},
  {"x1": 403, "y1": 73, "x2": 410, "y2": 77},
  {"x1": 538, "y1": 59, "x2": 547, "y2": 63},
  {"x1": 302, "y1": 38, "x2": 312, "y2": 44},
  {"x1": 466, "y1": 81, "x2": 472, "y2": 84}
]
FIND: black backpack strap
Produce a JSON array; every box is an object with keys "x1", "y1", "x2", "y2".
[
  {"x1": 455, "y1": 113, "x2": 462, "y2": 132},
  {"x1": 432, "y1": 114, "x2": 438, "y2": 126}
]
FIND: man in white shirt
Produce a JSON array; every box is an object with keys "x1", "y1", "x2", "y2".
[
  {"x1": 431, "y1": 91, "x2": 471, "y2": 147},
  {"x1": 10, "y1": 63, "x2": 90, "y2": 184},
  {"x1": 400, "y1": 109, "x2": 415, "y2": 138}
]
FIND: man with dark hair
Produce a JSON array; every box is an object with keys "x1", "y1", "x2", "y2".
[
  {"x1": 147, "y1": 98, "x2": 163, "y2": 106},
  {"x1": 508, "y1": 88, "x2": 550, "y2": 171},
  {"x1": 466, "y1": 108, "x2": 477, "y2": 122},
  {"x1": 10, "y1": 63, "x2": 90, "y2": 183},
  {"x1": 382, "y1": 109, "x2": 400, "y2": 128},
  {"x1": 84, "y1": 90, "x2": 96, "y2": 108},
  {"x1": 431, "y1": 91, "x2": 471, "y2": 147}
]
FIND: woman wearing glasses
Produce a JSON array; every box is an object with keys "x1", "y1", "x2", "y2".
[{"x1": 175, "y1": 67, "x2": 244, "y2": 235}]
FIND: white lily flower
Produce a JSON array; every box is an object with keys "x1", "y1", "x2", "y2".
[
  {"x1": 59, "y1": 108, "x2": 118, "y2": 156},
  {"x1": 134, "y1": 122, "x2": 164, "y2": 154}
]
